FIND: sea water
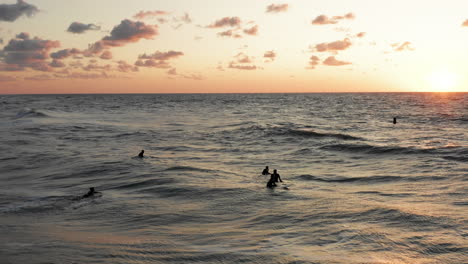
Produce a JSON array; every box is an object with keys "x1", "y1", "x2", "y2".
[{"x1": 0, "y1": 93, "x2": 466, "y2": 264}]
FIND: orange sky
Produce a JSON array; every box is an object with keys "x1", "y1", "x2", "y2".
[{"x1": 0, "y1": 0, "x2": 467, "y2": 93}]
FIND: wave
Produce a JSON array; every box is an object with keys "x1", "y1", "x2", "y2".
[
  {"x1": 320, "y1": 143, "x2": 445, "y2": 155},
  {"x1": 14, "y1": 108, "x2": 49, "y2": 119},
  {"x1": 282, "y1": 129, "x2": 362, "y2": 140},
  {"x1": 296, "y1": 174, "x2": 446, "y2": 184},
  {"x1": 164, "y1": 166, "x2": 217, "y2": 173}
]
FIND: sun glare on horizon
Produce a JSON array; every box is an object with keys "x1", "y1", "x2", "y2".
[{"x1": 426, "y1": 69, "x2": 458, "y2": 92}]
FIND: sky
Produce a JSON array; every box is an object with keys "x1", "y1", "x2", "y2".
[{"x1": 0, "y1": 0, "x2": 467, "y2": 94}]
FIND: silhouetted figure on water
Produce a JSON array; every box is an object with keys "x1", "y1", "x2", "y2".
[
  {"x1": 272, "y1": 169, "x2": 282, "y2": 183},
  {"x1": 82, "y1": 187, "x2": 100, "y2": 198},
  {"x1": 266, "y1": 169, "x2": 283, "y2": 188},
  {"x1": 262, "y1": 166, "x2": 270, "y2": 175},
  {"x1": 393, "y1": 117, "x2": 397, "y2": 124},
  {"x1": 138, "y1": 150, "x2": 144, "y2": 158},
  {"x1": 266, "y1": 174, "x2": 276, "y2": 188}
]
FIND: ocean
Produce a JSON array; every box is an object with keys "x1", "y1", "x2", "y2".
[{"x1": 0, "y1": 93, "x2": 466, "y2": 264}]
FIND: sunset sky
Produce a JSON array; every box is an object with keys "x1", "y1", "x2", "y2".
[{"x1": 0, "y1": 0, "x2": 467, "y2": 93}]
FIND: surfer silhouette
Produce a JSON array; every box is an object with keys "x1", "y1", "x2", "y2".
[
  {"x1": 266, "y1": 174, "x2": 276, "y2": 188},
  {"x1": 138, "y1": 150, "x2": 144, "y2": 158},
  {"x1": 393, "y1": 117, "x2": 397, "y2": 124},
  {"x1": 82, "y1": 187, "x2": 100, "y2": 198},
  {"x1": 272, "y1": 169, "x2": 282, "y2": 183},
  {"x1": 262, "y1": 166, "x2": 270, "y2": 175}
]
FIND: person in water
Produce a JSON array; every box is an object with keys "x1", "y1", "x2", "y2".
[
  {"x1": 266, "y1": 174, "x2": 276, "y2": 188},
  {"x1": 138, "y1": 150, "x2": 144, "y2": 158},
  {"x1": 262, "y1": 166, "x2": 270, "y2": 175},
  {"x1": 82, "y1": 187, "x2": 100, "y2": 198},
  {"x1": 272, "y1": 169, "x2": 282, "y2": 183}
]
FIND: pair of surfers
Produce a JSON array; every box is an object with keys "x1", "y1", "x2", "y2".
[{"x1": 262, "y1": 166, "x2": 283, "y2": 188}]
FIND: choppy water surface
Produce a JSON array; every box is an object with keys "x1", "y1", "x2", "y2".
[{"x1": 0, "y1": 93, "x2": 466, "y2": 264}]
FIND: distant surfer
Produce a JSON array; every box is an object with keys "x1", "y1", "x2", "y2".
[
  {"x1": 82, "y1": 187, "x2": 100, "y2": 198},
  {"x1": 266, "y1": 174, "x2": 276, "y2": 188},
  {"x1": 138, "y1": 150, "x2": 144, "y2": 158},
  {"x1": 262, "y1": 166, "x2": 270, "y2": 175},
  {"x1": 393, "y1": 117, "x2": 397, "y2": 124},
  {"x1": 272, "y1": 169, "x2": 282, "y2": 183}
]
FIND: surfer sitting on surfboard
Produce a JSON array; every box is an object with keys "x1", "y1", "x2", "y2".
[
  {"x1": 266, "y1": 169, "x2": 283, "y2": 188},
  {"x1": 82, "y1": 187, "x2": 101, "y2": 198},
  {"x1": 262, "y1": 166, "x2": 270, "y2": 175}
]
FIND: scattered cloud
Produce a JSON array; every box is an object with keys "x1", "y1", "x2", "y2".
[
  {"x1": 312, "y1": 13, "x2": 354, "y2": 25},
  {"x1": 101, "y1": 19, "x2": 158, "y2": 47},
  {"x1": 243, "y1": 25, "x2": 258, "y2": 36},
  {"x1": 462, "y1": 19, "x2": 468, "y2": 27},
  {"x1": 175, "y1": 13, "x2": 192, "y2": 24},
  {"x1": 228, "y1": 52, "x2": 258, "y2": 70},
  {"x1": 307, "y1": 55, "x2": 320, "y2": 69},
  {"x1": 266, "y1": 4, "x2": 289, "y2": 13},
  {"x1": 356, "y1": 32, "x2": 366, "y2": 38},
  {"x1": 315, "y1": 38, "x2": 352, "y2": 53},
  {"x1": 67, "y1": 22, "x2": 100, "y2": 34},
  {"x1": 135, "y1": 50, "x2": 184, "y2": 68},
  {"x1": 208, "y1": 17, "x2": 241, "y2": 28},
  {"x1": 99, "y1": 50, "x2": 112, "y2": 60},
  {"x1": 133, "y1": 10, "x2": 169, "y2": 20},
  {"x1": 50, "y1": 48, "x2": 81, "y2": 59},
  {"x1": 392, "y1": 41, "x2": 414, "y2": 51},
  {"x1": 116, "y1": 60, "x2": 138, "y2": 72},
  {"x1": 217, "y1": 29, "x2": 242, "y2": 38},
  {"x1": 264, "y1": 50, "x2": 276, "y2": 62},
  {"x1": 167, "y1": 68, "x2": 177, "y2": 75},
  {"x1": 0, "y1": 0, "x2": 39, "y2": 22},
  {"x1": 1, "y1": 32, "x2": 60, "y2": 71},
  {"x1": 323, "y1": 56, "x2": 351, "y2": 66},
  {"x1": 49, "y1": 59, "x2": 65, "y2": 68}
]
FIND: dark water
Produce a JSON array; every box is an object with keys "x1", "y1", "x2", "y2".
[{"x1": 0, "y1": 93, "x2": 466, "y2": 264}]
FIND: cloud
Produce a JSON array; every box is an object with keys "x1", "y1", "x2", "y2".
[
  {"x1": 50, "y1": 48, "x2": 81, "y2": 59},
  {"x1": 1, "y1": 33, "x2": 60, "y2": 71},
  {"x1": 66, "y1": 71, "x2": 110, "y2": 79},
  {"x1": 312, "y1": 13, "x2": 355, "y2": 25},
  {"x1": 99, "y1": 50, "x2": 112, "y2": 60},
  {"x1": 138, "y1": 50, "x2": 184, "y2": 60},
  {"x1": 356, "y1": 32, "x2": 366, "y2": 38},
  {"x1": 228, "y1": 52, "x2": 258, "y2": 70},
  {"x1": 83, "y1": 61, "x2": 111, "y2": 72},
  {"x1": 315, "y1": 38, "x2": 352, "y2": 52},
  {"x1": 307, "y1": 55, "x2": 320, "y2": 69},
  {"x1": 264, "y1": 50, "x2": 276, "y2": 62},
  {"x1": 181, "y1": 73, "x2": 203, "y2": 80},
  {"x1": 323, "y1": 56, "x2": 351, "y2": 66},
  {"x1": 266, "y1": 4, "x2": 289, "y2": 13},
  {"x1": 135, "y1": 50, "x2": 184, "y2": 68},
  {"x1": 49, "y1": 59, "x2": 65, "y2": 68},
  {"x1": 101, "y1": 19, "x2": 158, "y2": 47},
  {"x1": 462, "y1": 19, "x2": 468, "y2": 27},
  {"x1": 0, "y1": 0, "x2": 39, "y2": 22},
  {"x1": 217, "y1": 29, "x2": 242, "y2": 38},
  {"x1": 243, "y1": 25, "x2": 258, "y2": 36},
  {"x1": 228, "y1": 63, "x2": 257, "y2": 70},
  {"x1": 67, "y1": 22, "x2": 101, "y2": 34},
  {"x1": 392, "y1": 41, "x2": 414, "y2": 51},
  {"x1": 167, "y1": 68, "x2": 177, "y2": 75},
  {"x1": 117, "y1": 60, "x2": 138, "y2": 72},
  {"x1": 133, "y1": 10, "x2": 169, "y2": 20},
  {"x1": 208, "y1": 17, "x2": 241, "y2": 28}
]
